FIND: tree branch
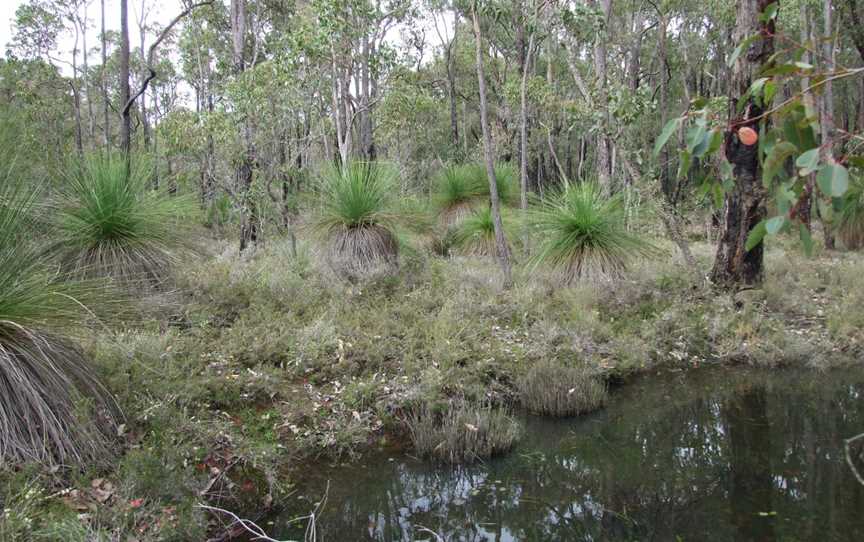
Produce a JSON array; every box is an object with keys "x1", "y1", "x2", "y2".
[{"x1": 122, "y1": 1, "x2": 214, "y2": 117}]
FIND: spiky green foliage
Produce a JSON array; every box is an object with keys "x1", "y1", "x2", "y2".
[
  {"x1": 0, "y1": 178, "x2": 121, "y2": 467},
  {"x1": 433, "y1": 163, "x2": 517, "y2": 226},
  {"x1": 48, "y1": 153, "x2": 196, "y2": 285},
  {"x1": 314, "y1": 162, "x2": 403, "y2": 278},
  {"x1": 838, "y1": 175, "x2": 864, "y2": 250},
  {"x1": 528, "y1": 182, "x2": 656, "y2": 282},
  {"x1": 451, "y1": 206, "x2": 516, "y2": 257}
]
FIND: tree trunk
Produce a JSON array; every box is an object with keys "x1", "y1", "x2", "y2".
[
  {"x1": 231, "y1": 0, "x2": 258, "y2": 252},
  {"x1": 591, "y1": 0, "x2": 613, "y2": 190},
  {"x1": 447, "y1": 10, "x2": 460, "y2": 151},
  {"x1": 71, "y1": 25, "x2": 84, "y2": 156},
  {"x1": 658, "y1": 12, "x2": 672, "y2": 202},
  {"x1": 119, "y1": 0, "x2": 132, "y2": 158},
  {"x1": 81, "y1": 7, "x2": 94, "y2": 143},
  {"x1": 710, "y1": 0, "x2": 775, "y2": 287},
  {"x1": 472, "y1": 4, "x2": 513, "y2": 288},
  {"x1": 519, "y1": 30, "x2": 535, "y2": 211},
  {"x1": 819, "y1": 0, "x2": 836, "y2": 250},
  {"x1": 101, "y1": 0, "x2": 110, "y2": 148}
]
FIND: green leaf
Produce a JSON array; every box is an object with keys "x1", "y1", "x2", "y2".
[
  {"x1": 794, "y1": 61, "x2": 814, "y2": 70},
  {"x1": 746, "y1": 220, "x2": 768, "y2": 251},
  {"x1": 759, "y1": 2, "x2": 779, "y2": 22},
  {"x1": 729, "y1": 34, "x2": 759, "y2": 67},
  {"x1": 795, "y1": 148, "x2": 820, "y2": 176},
  {"x1": 686, "y1": 123, "x2": 707, "y2": 153},
  {"x1": 677, "y1": 150, "x2": 693, "y2": 180},
  {"x1": 763, "y1": 141, "x2": 798, "y2": 187},
  {"x1": 654, "y1": 117, "x2": 682, "y2": 157},
  {"x1": 816, "y1": 163, "x2": 849, "y2": 197},
  {"x1": 765, "y1": 215, "x2": 786, "y2": 235}
]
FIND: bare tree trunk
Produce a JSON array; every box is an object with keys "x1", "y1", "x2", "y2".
[
  {"x1": 71, "y1": 24, "x2": 84, "y2": 156},
  {"x1": 138, "y1": 8, "x2": 152, "y2": 159},
  {"x1": 519, "y1": 30, "x2": 535, "y2": 211},
  {"x1": 819, "y1": 0, "x2": 836, "y2": 249},
  {"x1": 799, "y1": 2, "x2": 817, "y2": 231},
  {"x1": 472, "y1": 4, "x2": 513, "y2": 288},
  {"x1": 447, "y1": 10, "x2": 460, "y2": 151},
  {"x1": 658, "y1": 12, "x2": 672, "y2": 202},
  {"x1": 231, "y1": 0, "x2": 258, "y2": 251},
  {"x1": 81, "y1": 6, "x2": 94, "y2": 143},
  {"x1": 591, "y1": 0, "x2": 613, "y2": 190},
  {"x1": 120, "y1": 0, "x2": 132, "y2": 159},
  {"x1": 101, "y1": 0, "x2": 110, "y2": 148},
  {"x1": 710, "y1": 0, "x2": 775, "y2": 287}
]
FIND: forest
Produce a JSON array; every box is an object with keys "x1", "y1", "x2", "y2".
[{"x1": 1, "y1": 0, "x2": 864, "y2": 540}]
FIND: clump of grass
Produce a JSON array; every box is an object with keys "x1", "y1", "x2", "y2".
[
  {"x1": 313, "y1": 162, "x2": 403, "y2": 279},
  {"x1": 451, "y1": 206, "x2": 516, "y2": 257},
  {"x1": 433, "y1": 163, "x2": 517, "y2": 227},
  {"x1": 47, "y1": 152, "x2": 196, "y2": 285},
  {"x1": 528, "y1": 182, "x2": 657, "y2": 282},
  {"x1": 405, "y1": 400, "x2": 522, "y2": 463},
  {"x1": 517, "y1": 361, "x2": 608, "y2": 416},
  {"x1": 838, "y1": 175, "x2": 864, "y2": 250},
  {"x1": 0, "y1": 178, "x2": 122, "y2": 467}
]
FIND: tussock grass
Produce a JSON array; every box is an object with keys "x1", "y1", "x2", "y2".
[
  {"x1": 405, "y1": 400, "x2": 522, "y2": 463},
  {"x1": 0, "y1": 178, "x2": 121, "y2": 467},
  {"x1": 47, "y1": 152, "x2": 197, "y2": 286},
  {"x1": 528, "y1": 182, "x2": 657, "y2": 282},
  {"x1": 518, "y1": 361, "x2": 608, "y2": 416}
]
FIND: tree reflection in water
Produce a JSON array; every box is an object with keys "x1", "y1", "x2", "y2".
[{"x1": 277, "y1": 369, "x2": 864, "y2": 541}]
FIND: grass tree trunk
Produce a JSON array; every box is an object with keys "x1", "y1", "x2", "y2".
[
  {"x1": 710, "y1": 0, "x2": 775, "y2": 287},
  {"x1": 231, "y1": 0, "x2": 258, "y2": 252},
  {"x1": 472, "y1": 3, "x2": 513, "y2": 289}
]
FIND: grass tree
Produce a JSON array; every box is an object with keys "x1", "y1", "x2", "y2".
[
  {"x1": 314, "y1": 161, "x2": 403, "y2": 279},
  {"x1": 528, "y1": 182, "x2": 656, "y2": 282},
  {"x1": 0, "y1": 178, "x2": 122, "y2": 467},
  {"x1": 451, "y1": 206, "x2": 517, "y2": 257},
  {"x1": 48, "y1": 153, "x2": 196, "y2": 286},
  {"x1": 433, "y1": 163, "x2": 517, "y2": 228},
  {"x1": 838, "y1": 176, "x2": 864, "y2": 249}
]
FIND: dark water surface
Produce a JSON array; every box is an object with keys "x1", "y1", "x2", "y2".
[{"x1": 277, "y1": 369, "x2": 864, "y2": 541}]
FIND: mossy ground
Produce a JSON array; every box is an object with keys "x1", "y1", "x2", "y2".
[{"x1": 2, "y1": 229, "x2": 863, "y2": 540}]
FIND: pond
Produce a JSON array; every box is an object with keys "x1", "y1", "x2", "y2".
[{"x1": 276, "y1": 368, "x2": 864, "y2": 541}]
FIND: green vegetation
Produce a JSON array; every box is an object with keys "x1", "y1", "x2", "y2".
[
  {"x1": 405, "y1": 400, "x2": 522, "y2": 463},
  {"x1": 528, "y1": 182, "x2": 657, "y2": 282},
  {"x1": 451, "y1": 206, "x2": 517, "y2": 256},
  {"x1": 838, "y1": 176, "x2": 864, "y2": 250},
  {"x1": 0, "y1": 177, "x2": 120, "y2": 467},
  {"x1": 518, "y1": 361, "x2": 608, "y2": 416},
  {"x1": 313, "y1": 162, "x2": 403, "y2": 278},
  {"x1": 48, "y1": 153, "x2": 196, "y2": 285},
  {"x1": 434, "y1": 163, "x2": 517, "y2": 227}
]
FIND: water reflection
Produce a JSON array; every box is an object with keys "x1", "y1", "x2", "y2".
[{"x1": 278, "y1": 369, "x2": 864, "y2": 541}]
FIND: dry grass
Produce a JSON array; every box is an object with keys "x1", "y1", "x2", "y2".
[{"x1": 325, "y1": 224, "x2": 399, "y2": 280}]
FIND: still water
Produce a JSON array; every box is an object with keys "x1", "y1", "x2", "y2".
[{"x1": 278, "y1": 369, "x2": 864, "y2": 541}]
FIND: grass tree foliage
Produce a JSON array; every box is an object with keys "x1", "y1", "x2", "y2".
[
  {"x1": 313, "y1": 161, "x2": 404, "y2": 279},
  {"x1": 528, "y1": 182, "x2": 657, "y2": 282},
  {"x1": 48, "y1": 153, "x2": 196, "y2": 286},
  {"x1": 0, "y1": 178, "x2": 121, "y2": 467},
  {"x1": 433, "y1": 163, "x2": 517, "y2": 227}
]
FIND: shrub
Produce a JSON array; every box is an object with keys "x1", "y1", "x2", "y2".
[
  {"x1": 517, "y1": 361, "x2": 608, "y2": 416},
  {"x1": 838, "y1": 175, "x2": 864, "y2": 250},
  {"x1": 405, "y1": 400, "x2": 522, "y2": 463},
  {"x1": 47, "y1": 153, "x2": 197, "y2": 285},
  {"x1": 528, "y1": 182, "x2": 657, "y2": 282},
  {"x1": 0, "y1": 178, "x2": 122, "y2": 467},
  {"x1": 313, "y1": 162, "x2": 403, "y2": 279}
]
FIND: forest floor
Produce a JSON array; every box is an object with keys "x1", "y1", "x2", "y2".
[{"x1": 3, "y1": 231, "x2": 864, "y2": 540}]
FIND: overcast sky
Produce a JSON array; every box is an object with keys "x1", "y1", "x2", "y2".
[{"x1": 0, "y1": 0, "x2": 184, "y2": 60}]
